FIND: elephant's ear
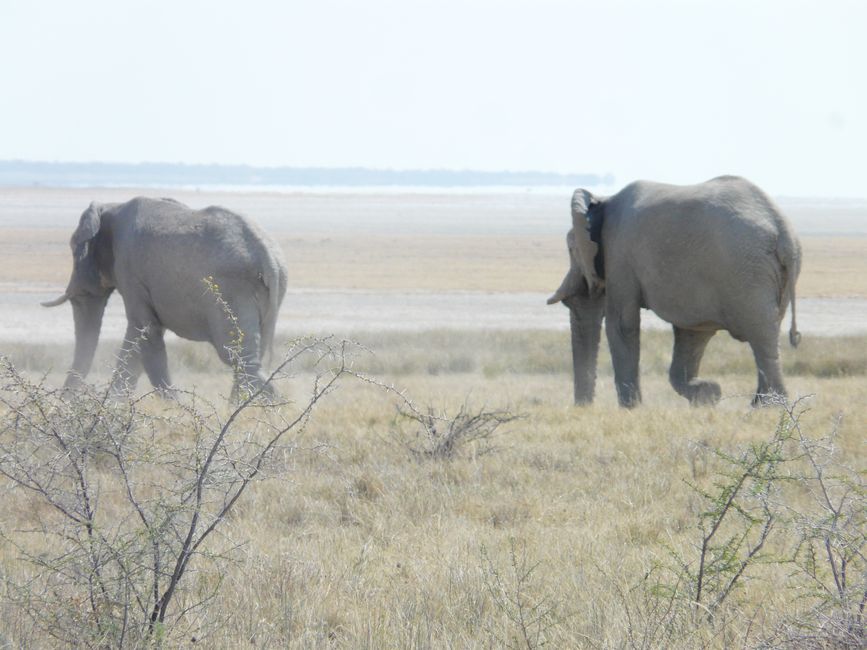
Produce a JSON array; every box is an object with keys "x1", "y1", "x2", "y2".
[
  {"x1": 571, "y1": 189, "x2": 604, "y2": 294},
  {"x1": 71, "y1": 202, "x2": 103, "y2": 261},
  {"x1": 68, "y1": 202, "x2": 105, "y2": 294}
]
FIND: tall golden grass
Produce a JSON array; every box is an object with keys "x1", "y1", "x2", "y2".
[{"x1": 1, "y1": 330, "x2": 864, "y2": 647}]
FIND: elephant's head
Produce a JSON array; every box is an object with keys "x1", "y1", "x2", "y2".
[
  {"x1": 42, "y1": 202, "x2": 115, "y2": 388},
  {"x1": 547, "y1": 189, "x2": 605, "y2": 404}
]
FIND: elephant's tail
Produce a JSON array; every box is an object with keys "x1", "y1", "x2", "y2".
[
  {"x1": 787, "y1": 281, "x2": 800, "y2": 348},
  {"x1": 777, "y1": 231, "x2": 802, "y2": 348}
]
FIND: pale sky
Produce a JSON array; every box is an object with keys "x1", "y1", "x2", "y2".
[{"x1": 1, "y1": 0, "x2": 865, "y2": 196}]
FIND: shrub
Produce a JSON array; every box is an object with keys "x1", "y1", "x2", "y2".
[
  {"x1": 0, "y1": 338, "x2": 351, "y2": 647},
  {"x1": 619, "y1": 398, "x2": 866, "y2": 648},
  {"x1": 393, "y1": 399, "x2": 523, "y2": 460}
]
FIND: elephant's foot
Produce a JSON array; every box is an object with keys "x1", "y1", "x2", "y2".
[
  {"x1": 63, "y1": 371, "x2": 89, "y2": 392},
  {"x1": 687, "y1": 380, "x2": 721, "y2": 407},
  {"x1": 108, "y1": 377, "x2": 177, "y2": 402},
  {"x1": 615, "y1": 383, "x2": 642, "y2": 408},
  {"x1": 155, "y1": 385, "x2": 179, "y2": 401},
  {"x1": 108, "y1": 374, "x2": 137, "y2": 398},
  {"x1": 751, "y1": 390, "x2": 786, "y2": 408},
  {"x1": 231, "y1": 372, "x2": 279, "y2": 404}
]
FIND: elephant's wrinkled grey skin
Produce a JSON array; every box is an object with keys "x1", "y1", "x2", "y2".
[
  {"x1": 44, "y1": 197, "x2": 288, "y2": 398},
  {"x1": 548, "y1": 176, "x2": 801, "y2": 408}
]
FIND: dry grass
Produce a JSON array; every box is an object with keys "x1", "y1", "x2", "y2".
[
  {"x1": 1, "y1": 331, "x2": 864, "y2": 647},
  {"x1": 5, "y1": 328, "x2": 865, "y2": 386},
  {"x1": 798, "y1": 236, "x2": 867, "y2": 297},
  {"x1": 278, "y1": 234, "x2": 563, "y2": 292},
  {"x1": 0, "y1": 228, "x2": 70, "y2": 287},
  {"x1": 283, "y1": 233, "x2": 867, "y2": 296}
]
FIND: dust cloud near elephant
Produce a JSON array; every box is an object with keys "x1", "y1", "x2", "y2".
[
  {"x1": 547, "y1": 176, "x2": 801, "y2": 407},
  {"x1": 43, "y1": 197, "x2": 288, "y2": 397}
]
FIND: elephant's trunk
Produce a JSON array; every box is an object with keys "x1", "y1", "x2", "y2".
[
  {"x1": 65, "y1": 295, "x2": 108, "y2": 388},
  {"x1": 568, "y1": 300, "x2": 604, "y2": 405}
]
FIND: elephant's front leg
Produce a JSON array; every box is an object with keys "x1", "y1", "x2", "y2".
[
  {"x1": 669, "y1": 327, "x2": 721, "y2": 406},
  {"x1": 605, "y1": 304, "x2": 642, "y2": 407}
]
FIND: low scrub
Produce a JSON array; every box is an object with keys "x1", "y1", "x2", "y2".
[
  {"x1": 393, "y1": 399, "x2": 523, "y2": 460},
  {"x1": 618, "y1": 398, "x2": 865, "y2": 648},
  {"x1": 0, "y1": 338, "x2": 351, "y2": 647}
]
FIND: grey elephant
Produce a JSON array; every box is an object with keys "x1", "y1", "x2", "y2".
[
  {"x1": 43, "y1": 197, "x2": 288, "y2": 397},
  {"x1": 547, "y1": 176, "x2": 801, "y2": 407}
]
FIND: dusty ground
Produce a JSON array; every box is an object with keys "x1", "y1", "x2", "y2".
[
  {"x1": 0, "y1": 188, "x2": 866, "y2": 346},
  {"x1": 1, "y1": 186, "x2": 866, "y2": 295}
]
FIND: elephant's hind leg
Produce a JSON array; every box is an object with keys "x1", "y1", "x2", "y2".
[
  {"x1": 110, "y1": 323, "x2": 173, "y2": 396},
  {"x1": 749, "y1": 336, "x2": 786, "y2": 406},
  {"x1": 669, "y1": 327, "x2": 720, "y2": 406},
  {"x1": 140, "y1": 325, "x2": 173, "y2": 393},
  {"x1": 209, "y1": 297, "x2": 274, "y2": 401}
]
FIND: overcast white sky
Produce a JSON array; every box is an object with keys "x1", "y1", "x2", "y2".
[{"x1": 1, "y1": 0, "x2": 865, "y2": 196}]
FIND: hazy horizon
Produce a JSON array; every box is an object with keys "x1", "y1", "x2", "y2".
[
  {"x1": 4, "y1": 160, "x2": 867, "y2": 202},
  {"x1": 0, "y1": 159, "x2": 613, "y2": 191}
]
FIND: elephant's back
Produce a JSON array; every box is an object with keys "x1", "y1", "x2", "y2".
[
  {"x1": 606, "y1": 178, "x2": 793, "y2": 330},
  {"x1": 118, "y1": 198, "x2": 277, "y2": 276},
  {"x1": 112, "y1": 199, "x2": 285, "y2": 338},
  {"x1": 612, "y1": 177, "x2": 786, "y2": 252}
]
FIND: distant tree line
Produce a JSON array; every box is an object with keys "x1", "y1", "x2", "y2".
[{"x1": 0, "y1": 160, "x2": 612, "y2": 188}]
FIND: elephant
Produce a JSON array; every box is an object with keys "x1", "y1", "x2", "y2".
[
  {"x1": 547, "y1": 176, "x2": 801, "y2": 407},
  {"x1": 43, "y1": 197, "x2": 288, "y2": 398}
]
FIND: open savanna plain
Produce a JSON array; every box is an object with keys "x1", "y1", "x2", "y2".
[{"x1": 0, "y1": 187, "x2": 865, "y2": 648}]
